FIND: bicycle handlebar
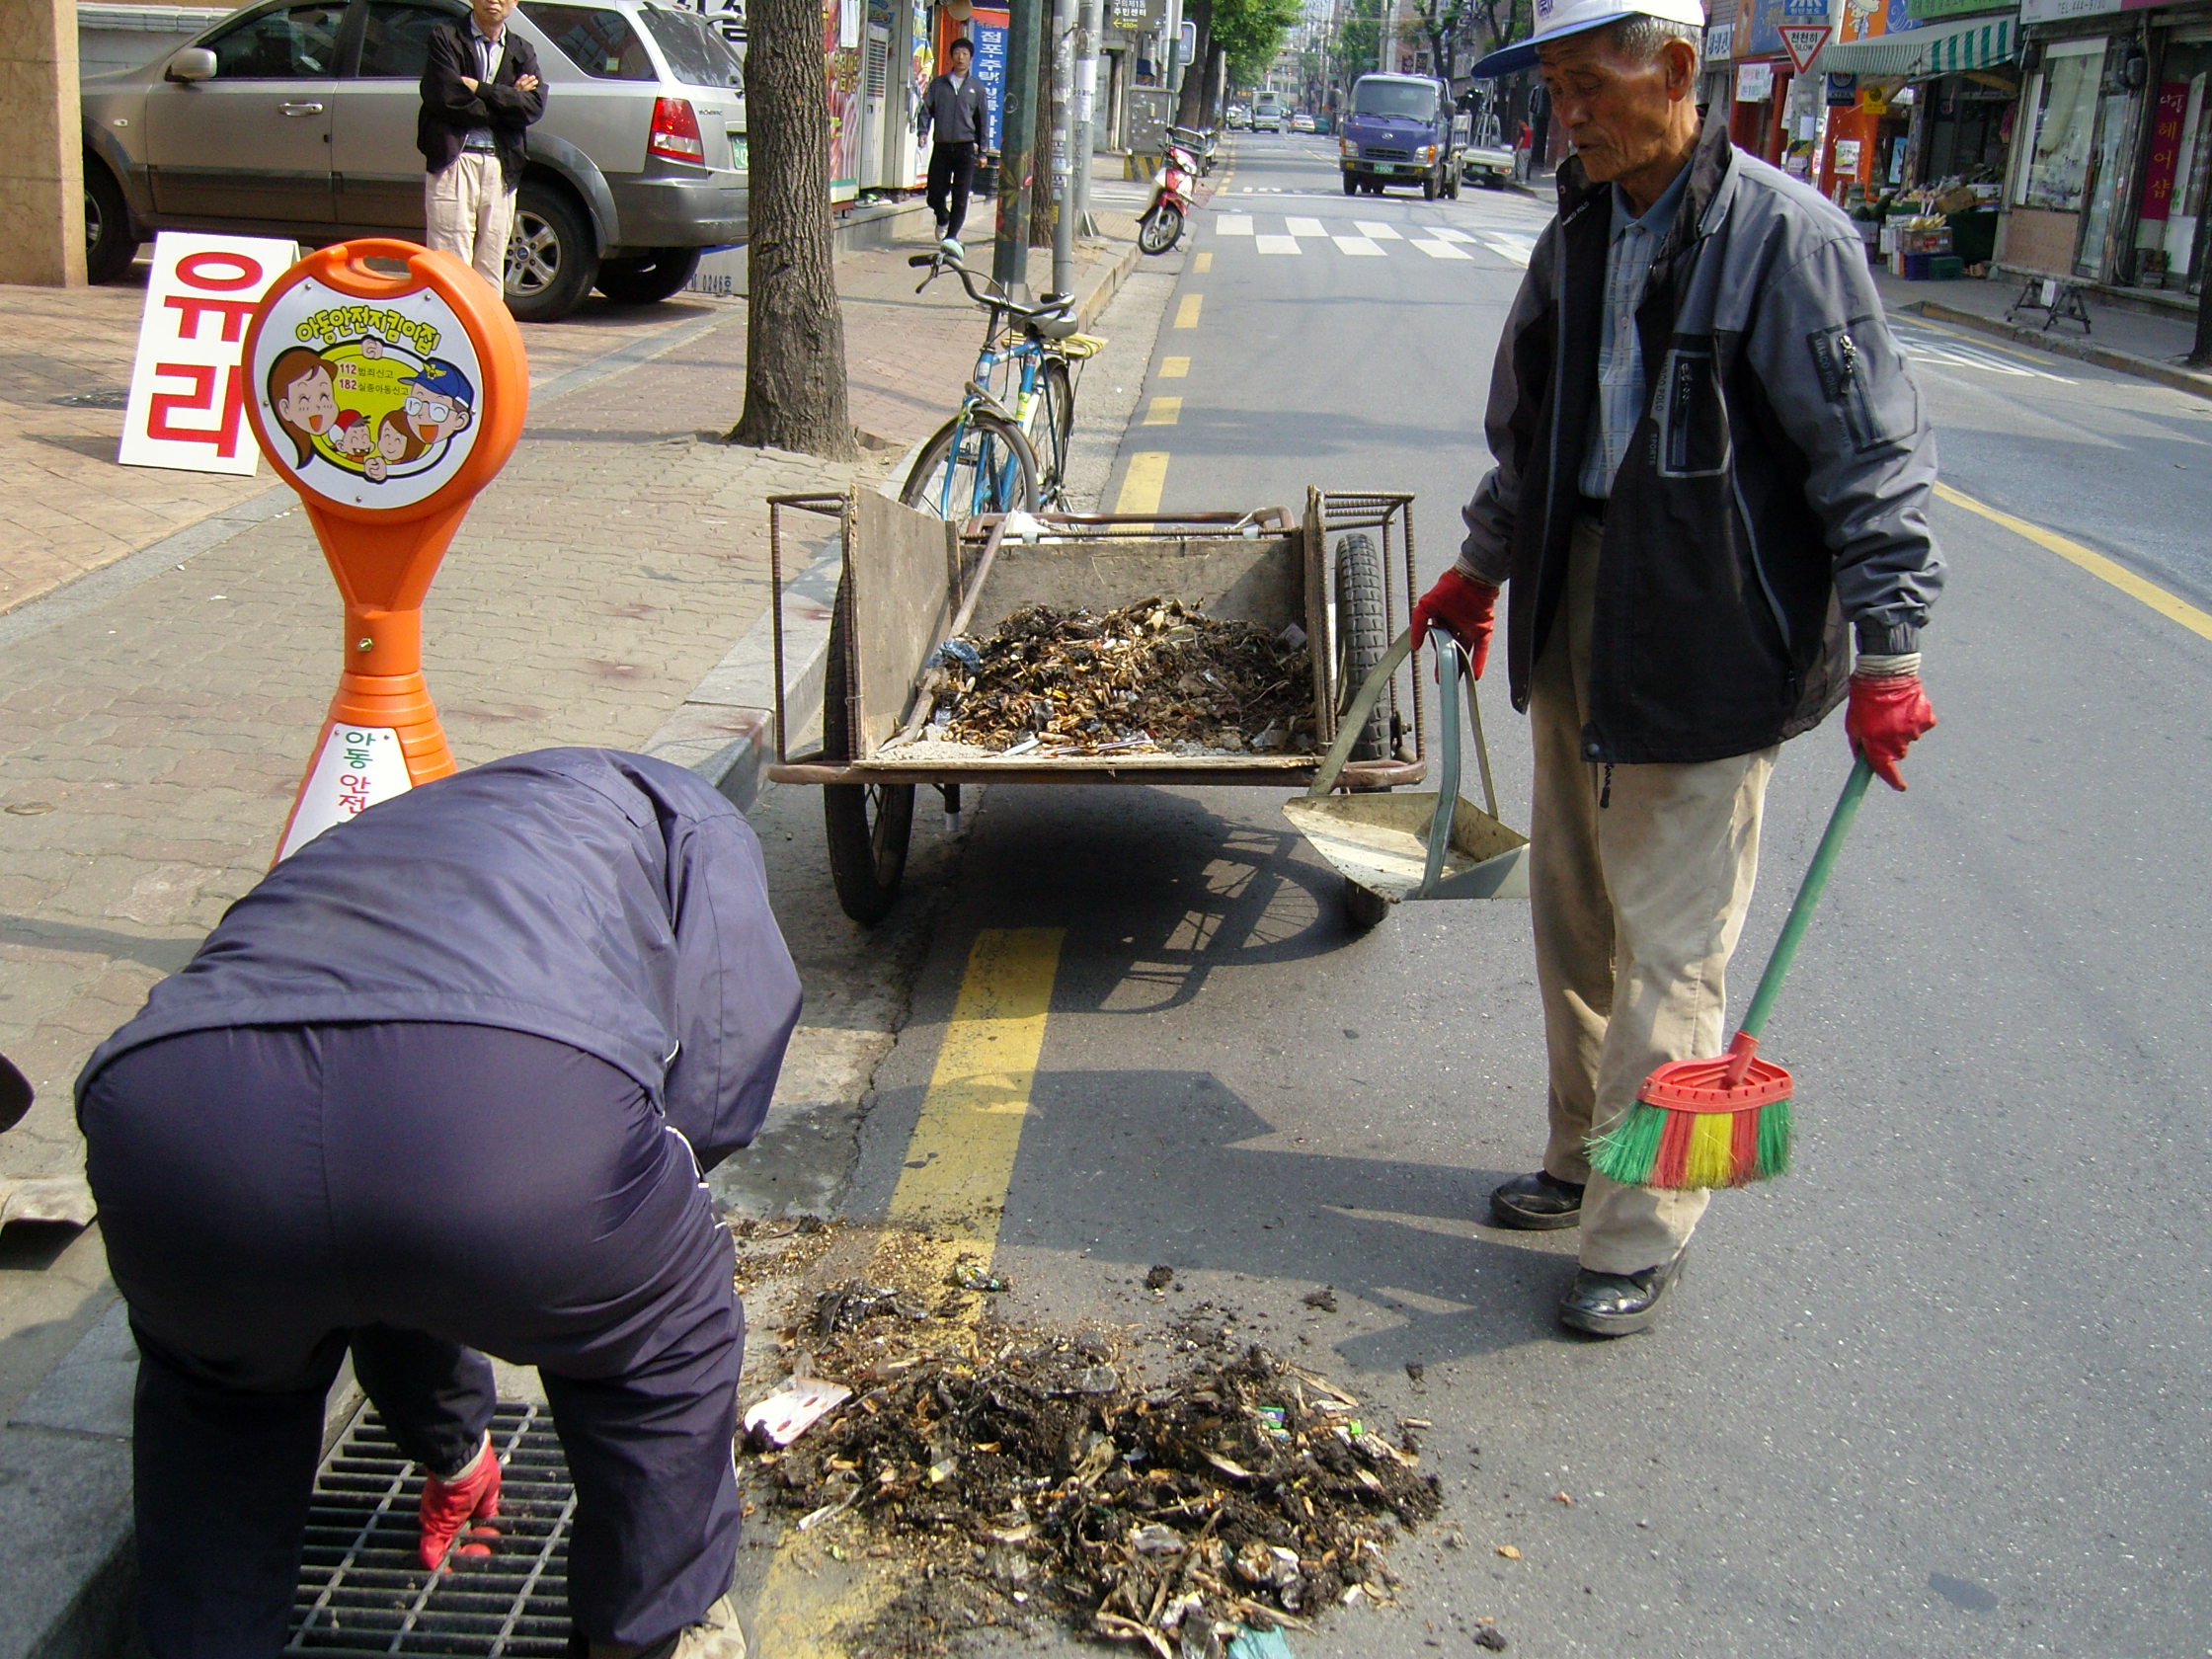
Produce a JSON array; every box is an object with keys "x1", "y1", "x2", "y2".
[{"x1": 908, "y1": 251, "x2": 1075, "y2": 326}]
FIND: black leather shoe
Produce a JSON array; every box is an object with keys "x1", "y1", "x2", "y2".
[
  {"x1": 1488, "y1": 1170, "x2": 1585, "y2": 1230},
  {"x1": 1556, "y1": 1250, "x2": 1688, "y2": 1337}
]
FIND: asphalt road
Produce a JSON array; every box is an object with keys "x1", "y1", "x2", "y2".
[{"x1": 825, "y1": 131, "x2": 2212, "y2": 1656}]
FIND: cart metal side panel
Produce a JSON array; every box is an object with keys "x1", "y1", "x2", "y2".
[
  {"x1": 850, "y1": 491, "x2": 958, "y2": 757},
  {"x1": 967, "y1": 533, "x2": 1307, "y2": 636}
]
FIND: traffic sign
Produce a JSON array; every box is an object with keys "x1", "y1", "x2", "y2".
[
  {"x1": 1780, "y1": 23, "x2": 1831, "y2": 75},
  {"x1": 243, "y1": 241, "x2": 527, "y2": 861}
]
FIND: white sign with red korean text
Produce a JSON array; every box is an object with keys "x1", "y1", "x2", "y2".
[
  {"x1": 118, "y1": 232, "x2": 297, "y2": 476},
  {"x1": 276, "y1": 725, "x2": 411, "y2": 861}
]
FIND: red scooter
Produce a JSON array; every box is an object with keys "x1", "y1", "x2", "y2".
[{"x1": 1138, "y1": 140, "x2": 1197, "y2": 255}]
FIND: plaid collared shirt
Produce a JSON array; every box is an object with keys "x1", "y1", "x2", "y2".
[{"x1": 1578, "y1": 166, "x2": 1689, "y2": 500}]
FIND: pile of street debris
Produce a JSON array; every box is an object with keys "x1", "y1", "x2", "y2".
[
  {"x1": 749, "y1": 1282, "x2": 1439, "y2": 1658},
  {"x1": 924, "y1": 598, "x2": 1315, "y2": 757}
]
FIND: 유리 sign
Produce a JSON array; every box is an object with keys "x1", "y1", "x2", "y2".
[{"x1": 118, "y1": 232, "x2": 295, "y2": 477}]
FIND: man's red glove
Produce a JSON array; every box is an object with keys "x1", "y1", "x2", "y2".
[
  {"x1": 1409, "y1": 567, "x2": 1499, "y2": 677},
  {"x1": 1846, "y1": 670, "x2": 1936, "y2": 791},
  {"x1": 419, "y1": 1432, "x2": 501, "y2": 1569}
]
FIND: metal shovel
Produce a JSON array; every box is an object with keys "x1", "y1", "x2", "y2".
[{"x1": 1284, "y1": 625, "x2": 1530, "y2": 905}]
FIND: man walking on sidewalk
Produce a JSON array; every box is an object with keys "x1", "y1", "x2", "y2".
[
  {"x1": 917, "y1": 39, "x2": 988, "y2": 247},
  {"x1": 419, "y1": 0, "x2": 545, "y2": 293},
  {"x1": 77, "y1": 751, "x2": 799, "y2": 1657},
  {"x1": 1414, "y1": 0, "x2": 1942, "y2": 1336}
]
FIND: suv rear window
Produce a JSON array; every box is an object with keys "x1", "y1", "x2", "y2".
[
  {"x1": 520, "y1": 2, "x2": 657, "y2": 78},
  {"x1": 640, "y1": 8, "x2": 743, "y2": 88}
]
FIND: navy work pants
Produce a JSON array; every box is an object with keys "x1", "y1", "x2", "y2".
[
  {"x1": 926, "y1": 139, "x2": 978, "y2": 240},
  {"x1": 80, "y1": 1022, "x2": 744, "y2": 1657}
]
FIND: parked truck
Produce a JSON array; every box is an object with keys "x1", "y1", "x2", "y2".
[{"x1": 1338, "y1": 72, "x2": 1458, "y2": 199}]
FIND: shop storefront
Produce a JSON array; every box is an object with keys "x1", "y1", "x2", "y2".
[
  {"x1": 1730, "y1": 0, "x2": 1825, "y2": 164},
  {"x1": 1817, "y1": 9, "x2": 2018, "y2": 203}
]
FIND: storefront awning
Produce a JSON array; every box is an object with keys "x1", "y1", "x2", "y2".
[{"x1": 1815, "y1": 12, "x2": 2017, "y2": 78}]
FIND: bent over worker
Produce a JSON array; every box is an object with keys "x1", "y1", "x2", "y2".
[
  {"x1": 1415, "y1": 0, "x2": 1943, "y2": 1336},
  {"x1": 77, "y1": 750, "x2": 800, "y2": 1658}
]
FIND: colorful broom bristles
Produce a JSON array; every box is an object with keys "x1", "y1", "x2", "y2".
[{"x1": 1587, "y1": 1032, "x2": 1795, "y2": 1191}]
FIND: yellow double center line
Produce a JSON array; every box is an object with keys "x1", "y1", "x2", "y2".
[{"x1": 751, "y1": 928, "x2": 1065, "y2": 1657}]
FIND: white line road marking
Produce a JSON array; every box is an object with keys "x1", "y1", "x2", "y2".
[
  {"x1": 1478, "y1": 231, "x2": 1538, "y2": 267},
  {"x1": 1412, "y1": 239, "x2": 1473, "y2": 260},
  {"x1": 1899, "y1": 333, "x2": 2076, "y2": 383},
  {"x1": 1426, "y1": 226, "x2": 1477, "y2": 243},
  {"x1": 1332, "y1": 235, "x2": 1385, "y2": 256},
  {"x1": 1216, "y1": 214, "x2": 1255, "y2": 235},
  {"x1": 1253, "y1": 234, "x2": 1303, "y2": 255},
  {"x1": 1355, "y1": 221, "x2": 1401, "y2": 239},
  {"x1": 1285, "y1": 216, "x2": 1327, "y2": 237}
]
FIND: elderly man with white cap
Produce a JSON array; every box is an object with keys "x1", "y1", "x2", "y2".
[{"x1": 1410, "y1": 0, "x2": 1944, "y2": 1334}]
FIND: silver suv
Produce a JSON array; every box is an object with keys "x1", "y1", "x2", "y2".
[{"x1": 81, "y1": 0, "x2": 748, "y2": 320}]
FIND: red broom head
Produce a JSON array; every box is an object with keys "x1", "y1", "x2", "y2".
[{"x1": 1587, "y1": 1033, "x2": 1795, "y2": 1191}]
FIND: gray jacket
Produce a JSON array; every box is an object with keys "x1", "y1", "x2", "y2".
[
  {"x1": 1460, "y1": 111, "x2": 1944, "y2": 763},
  {"x1": 919, "y1": 71, "x2": 988, "y2": 145},
  {"x1": 76, "y1": 750, "x2": 800, "y2": 1171}
]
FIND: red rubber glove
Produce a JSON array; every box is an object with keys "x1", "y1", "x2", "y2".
[
  {"x1": 1408, "y1": 567, "x2": 1499, "y2": 676},
  {"x1": 1846, "y1": 670, "x2": 1936, "y2": 791},
  {"x1": 419, "y1": 1432, "x2": 501, "y2": 1569}
]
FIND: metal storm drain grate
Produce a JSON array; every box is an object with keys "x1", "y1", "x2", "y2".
[{"x1": 286, "y1": 1401, "x2": 575, "y2": 1657}]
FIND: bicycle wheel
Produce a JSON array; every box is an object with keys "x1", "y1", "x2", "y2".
[
  {"x1": 823, "y1": 584, "x2": 915, "y2": 925},
  {"x1": 1035, "y1": 357, "x2": 1076, "y2": 507},
  {"x1": 901, "y1": 409, "x2": 1041, "y2": 517}
]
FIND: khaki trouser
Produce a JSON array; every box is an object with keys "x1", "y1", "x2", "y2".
[
  {"x1": 425, "y1": 152, "x2": 514, "y2": 295},
  {"x1": 1529, "y1": 514, "x2": 1778, "y2": 1275}
]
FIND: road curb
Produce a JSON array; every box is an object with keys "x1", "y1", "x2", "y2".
[{"x1": 1901, "y1": 297, "x2": 2212, "y2": 404}]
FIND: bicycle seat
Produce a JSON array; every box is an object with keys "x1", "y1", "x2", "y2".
[{"x1": 1028, "y1": 313, "x2": 1079, "y2": 341}]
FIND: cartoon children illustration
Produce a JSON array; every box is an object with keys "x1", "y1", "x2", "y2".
[
  {"x1": 398, "y1": 360, "x2": 475, "y2": 449},
  {"x1": 362, "y1": 410, "x2": 427, "y2": 484},
  {"x1": 266, "y1": 348, "x2": 341, "y2": 469},
  {"x1": 331, "y1": 410, "x2": 374, "y2": 458}
]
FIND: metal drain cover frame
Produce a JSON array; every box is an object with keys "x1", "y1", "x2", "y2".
[{"x1": 287, "y1": 1400, "x2": 575, "y2": 1657}]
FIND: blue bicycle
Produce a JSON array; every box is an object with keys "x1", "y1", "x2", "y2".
[{"x1": 901, "y1": 250, "x2": 1097, "y2": 516}]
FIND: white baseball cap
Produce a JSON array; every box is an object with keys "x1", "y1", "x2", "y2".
[{"x1": 1469, "y1": 0, "x2": 1708, "y2": 77}]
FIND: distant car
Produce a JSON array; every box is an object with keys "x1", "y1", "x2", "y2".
[
  {"x1": 1290, "y1": 111, "x2": 1314, "y2": 132},
  {"x1": 80, "y1": 0, "x2": 749, "y2": 321}
]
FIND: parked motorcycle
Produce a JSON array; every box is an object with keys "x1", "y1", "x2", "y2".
[{"x1": 1138, "y1": 141, "x2": 1198, "y2": 255}]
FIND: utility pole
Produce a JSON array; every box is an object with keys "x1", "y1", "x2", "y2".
[
  {"x1": 994, "y1": 0, "x2": 1045, "y2": 292},
  {"x1": 1070, "y1": 0, "x2": 1102, "y2": 238},
  {"x1": 1050, "y1": 0, "x2": 1075, "y2": 295}
]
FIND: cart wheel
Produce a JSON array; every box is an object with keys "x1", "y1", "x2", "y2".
[
  {"x1": 1333, "y1": 532, "x2": 1391, "y2": 763},
  {"x1": 1343, "y1": 877, "x2": 1392, "y2": 931},
  {"x1": 823, "y1": 588, "x2": 915, "y2": 925}
]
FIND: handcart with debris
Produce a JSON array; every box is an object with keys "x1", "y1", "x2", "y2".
[{"x1": 762, "y1": 488, "x2": 1438, "y2": 924}]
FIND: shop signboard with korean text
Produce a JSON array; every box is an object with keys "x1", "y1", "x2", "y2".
[
  {"x1": 2140, "y1": 81, "x2": 2188, "y2": 223},
  {"x1": 118, "y1": 233, "x2": 295, "y2": 477}
]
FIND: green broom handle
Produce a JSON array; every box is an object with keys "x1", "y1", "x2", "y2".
[{"x1": 1736, "y1": 757, "x2": 1875, "y2": 1044}]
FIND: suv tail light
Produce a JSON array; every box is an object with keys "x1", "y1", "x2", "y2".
[{"x1": 649, "y1": 97, "x2": 706, "y2": 165}]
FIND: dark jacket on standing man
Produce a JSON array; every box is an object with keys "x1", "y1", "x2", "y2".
[
  {"x1": 417, "y1": 16, "x2": 546, "y2": 190},
  {"x1": 918, "y1": 69, "x2": 988, "y2": 145},
  {"x1": 76, "y1": 750, "x2": 801, "y2": 1173},
  {"x1": 1457, "y1": 111, "x2": 1944, "y2": 765}
]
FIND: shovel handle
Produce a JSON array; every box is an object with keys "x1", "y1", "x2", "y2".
[
  {"x1": 1736, "y1": 757, "x2": 1874, "y2": 1042},
  {"x1": 1304, "y1": 630, "x2": 1413, "y2": 797}
]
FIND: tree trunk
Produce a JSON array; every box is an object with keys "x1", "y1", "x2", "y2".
[
  {"x1": 1204, "y1": 42, "x2": 1224, "y2": 123},
  {"x1": 1175, "y1": 0, "x2": 1214, "y2": 129},
  {"x1": 730, "y1": 0, "x2": 856, "y2": 457}
]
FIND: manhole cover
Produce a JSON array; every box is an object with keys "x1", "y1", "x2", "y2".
[
  {"x1": 50, "y1": 389, "x2": 131, "y2": 409},
  {"x1": 287, "y1": 1401, "x2": 574, "y2": 1656}
]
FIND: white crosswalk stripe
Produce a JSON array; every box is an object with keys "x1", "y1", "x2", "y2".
[
  {"x1": 1426, "y1": 226, "x2": 1478, "y2": 243},
  {"x1": 1478, "y1": 230, "x2": 1538, "y2": 267},
  {"x1": 1216, "y1": 214, "x2": 1255, "y2": 235},
  {"x1": 1253, "y1": 234, "x2": 1302, "y2": 255},
  {"x1": 1355, "y1": 221, "x2": 1401, "y2": 239},
  {"x1": 1285, "y1": 216, "x2": 1327, "y2": 237},
  {"x1": 1411, "y1": 238, "x2": 1473, "y2": 260},
  {"x1": 1332, "y1": 235, "x2": 1385, "y2": 256}
]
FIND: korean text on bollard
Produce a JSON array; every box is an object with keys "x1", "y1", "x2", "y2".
[{"x1": 242, "y1": 240, "x2": 526, "y2": 861}]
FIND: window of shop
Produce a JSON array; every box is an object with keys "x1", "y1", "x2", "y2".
[
  {"x1": 2140, "y1": 37, "x2": 2212, "y2": 288},
  {"x1": 2016, "y1": 40, "x2": 2105, "y2": 212}
]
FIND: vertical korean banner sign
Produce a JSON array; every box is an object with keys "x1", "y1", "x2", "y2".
[
  {"x1": 2141, "y1": 81, "x2": 2188, "y2": 222},
  {"x1": 972, "y1": 7, "x2": 1010, "y2": 150},
  {"x1": 825, "y1": 0, "x2": 862, "y2": 200}
]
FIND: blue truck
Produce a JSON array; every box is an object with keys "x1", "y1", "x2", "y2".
[{"x1": 1338, "y1": 72, "x2": 1461, "y2": 199}]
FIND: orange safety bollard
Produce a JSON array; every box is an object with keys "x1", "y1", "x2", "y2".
[{"x1": 242, "y1": 240, "x2": 526, "y2": 861}]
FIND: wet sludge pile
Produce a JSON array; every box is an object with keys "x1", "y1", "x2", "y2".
[{"x1": 750, "y1": 1276, "x2": 1440, "y2": 1658}]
